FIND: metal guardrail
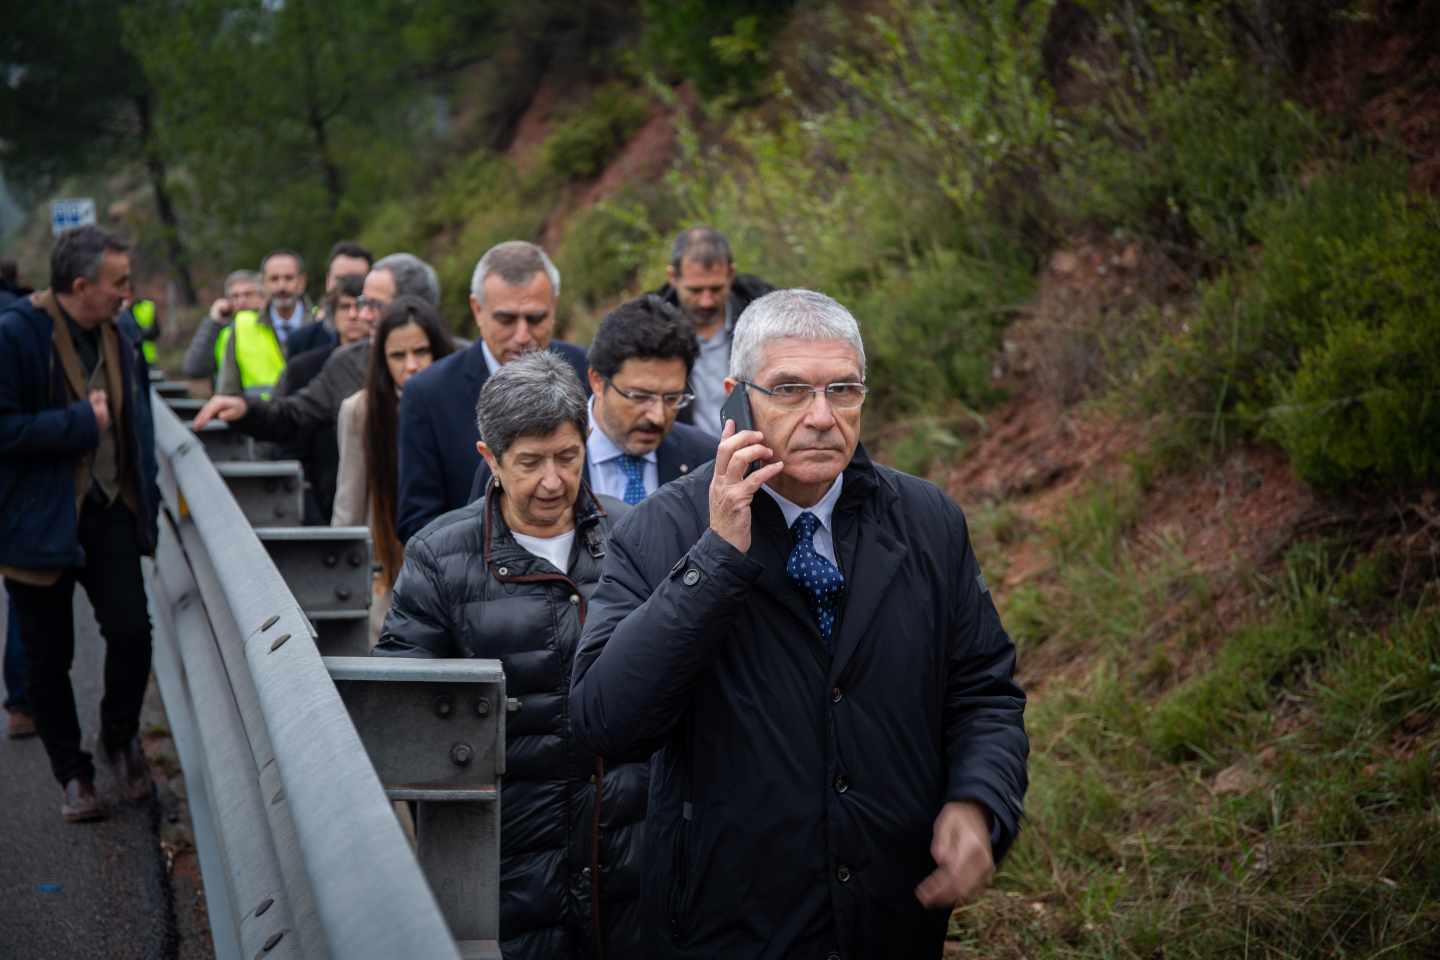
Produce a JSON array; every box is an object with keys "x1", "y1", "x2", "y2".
[{"x1": 144, "y1": 390, "x2": 503, "y2": 960}]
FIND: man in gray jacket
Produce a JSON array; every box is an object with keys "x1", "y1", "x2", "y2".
[{"x1": 180, "y1": 269, "x2": 263, "y2": 384}]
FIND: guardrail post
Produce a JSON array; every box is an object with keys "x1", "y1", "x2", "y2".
[
  {"x1": 192, "y1": 421, "x2": 256, "y2": 462},
  {"x1": 256, "y1": 527, "x2": 372, "y2": 655},
  {"x1": 215, "y1": 461, "x2": 304, "y2": 524},
  {"x1": 324, "y1": 657, "x2": 504, "y2": 960}
]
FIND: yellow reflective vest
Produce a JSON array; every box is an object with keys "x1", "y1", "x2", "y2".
[
  {"x1": 131, "y1": 299, "x2": 158, "y2": 363},
  {"x1": 214, "y1": 311, "x2": 286, "y2": 391}
]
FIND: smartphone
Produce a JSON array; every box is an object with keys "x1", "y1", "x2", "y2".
[{"x1": 720, "y1": 386, "x2": 763, "y2": 476}]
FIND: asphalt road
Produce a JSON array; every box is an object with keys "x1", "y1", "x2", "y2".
[{"x1": 0, "y1": 586, "x2": 176, "y2": 960}]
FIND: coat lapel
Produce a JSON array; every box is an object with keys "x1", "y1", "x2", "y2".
[
  {"x1": 654, "y1": 433, "x2": 694, "y2": 484},
  {"x1": 830, "y1": 501, "x2": 907, "y2": 680}
]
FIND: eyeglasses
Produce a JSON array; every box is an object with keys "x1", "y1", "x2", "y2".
[
  {"x1": 737, "y1": 379, "x2": 869, "y2": 410},
  {"x1": 357, "y1": 297, "x2": 389, "y2": 313},
  {"x1": 605, "y1": 379, "x2": 695, "y2": 410}
]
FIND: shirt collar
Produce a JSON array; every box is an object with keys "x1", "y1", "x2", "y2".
[
  {"x1": 480, "y1": 340, "x2": 503, "y2": 377},
  {"x1": 270, "y1": 301, "x2": 304, "y2": 328},
  {"x1": 762, "y1": 473, "x2": 844, "y2": 534},
  {"x1": 586, "y1": 396, "x2": 656, "y2": 464}
]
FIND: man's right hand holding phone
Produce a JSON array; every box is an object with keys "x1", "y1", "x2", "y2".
[{"x1": 708, "y1": 419, "x2": 784, "y2": 554}]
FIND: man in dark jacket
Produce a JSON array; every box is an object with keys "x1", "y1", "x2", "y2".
[
  {"x1": 378, "y1": 352, "x2": 646, "y2": 959},
  {"x1": 653, "y1": 226, "x2": 774, "y2": 438},
  {"x1": 467, "y1": 294, "x2": 714, "y2": 503},
  {"x1": 398, "y1": 241, "x2": 588, "y2": 542},
  {"x1": 0, "y1": 226, "x2": 160, "y2": 823},
  {"x1": 570, "y1": 289, "x2": 1028, "y2": 959}
]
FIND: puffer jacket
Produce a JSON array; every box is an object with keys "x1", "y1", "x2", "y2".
[{"x1": 376, "y1": 484, "x2": 645, "y2": 960}]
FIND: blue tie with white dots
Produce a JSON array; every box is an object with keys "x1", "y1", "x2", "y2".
[
  {"x1": 619, "y1": 454, "x2": 647, "y2": 505},
  {"x1": 786, "y1": 511, "x2": 845, "y2": 650}
]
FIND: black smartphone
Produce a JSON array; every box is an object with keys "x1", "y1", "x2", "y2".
[{"x1": 720, "y1": 385, "x2": 764, "y2": 476}]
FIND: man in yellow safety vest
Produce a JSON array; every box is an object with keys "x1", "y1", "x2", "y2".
[{"x1": 214, "y1": 249, "x2": 307, "y2": 398}]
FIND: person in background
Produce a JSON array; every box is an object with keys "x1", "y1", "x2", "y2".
[
  {"x1": 0, "y1": 258, "x2": 32, "y2": 307},
  {"x1": 653, "y1": 226, "x2": 774, "y2": 437},
  {"x1": 570, "y1": 289, "x2": 1029, "y2": 959},
  {"x1": 377, "y1": 351, "x2": 646, "y2": 959},
  {"x1": 278, "y1": 272, "x2": 368, "y2": 524},
  {"x1": 0, "y1": 226, "x2": 160, "y2": 823},
  {"x1": 467, "y1": 294, "x2": 713, "y2": 504},
  {"x1": 181, "y1": 269, "x2": 263, "y2": 387},
  {"x1": 287, "y1": 240, "x2": 374, "y2": 358},
  {"x1": 332, "y1": 296, "x2": 455, "y2": 644},
  {"x1": 1, "y1": 260, "x2": 37, "y2": 740},
  {"x1": 214, "y1": 249, "x2": 308, "y2": 397},
  {"x1": 191, "y1": 252, "x2": 439, "y2": 447},
  {"x1": 397, "y1": 241, "x2": 588, "y2": 542}
]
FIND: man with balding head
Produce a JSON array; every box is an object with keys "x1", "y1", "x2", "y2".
[{"x1": 396, "y1": 241, "x2": 588, "y2": 541}]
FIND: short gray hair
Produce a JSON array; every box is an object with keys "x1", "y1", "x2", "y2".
[
  {"x1": 729, "y1": 289, "x2": 867, "y2": 382},
  {"x1": 373, "y1": 253, "x2": 440, "y2": 306},
  {"x1": 223, "y1": 269, "x2": 260, "y2": 295},
  {"x1": 475, "y1": 351, "x2": 587, "y2": 462},
  {"x1": 669, "y1": 226, "x2": 733, "y2": 272},
  {"x1": 470, "y1": 241, "x2": 560, "y2": 304}
]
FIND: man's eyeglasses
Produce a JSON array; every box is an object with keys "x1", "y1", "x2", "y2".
[
  {"x1": 737, "y1": 379, "x2": 869, "y2": 410},
  {"x1": 606, "y1": 379, "x2": 695, "y2": 410},
  {"x1": 357, "y1": 297, "x2": 389, "y2": 313}
]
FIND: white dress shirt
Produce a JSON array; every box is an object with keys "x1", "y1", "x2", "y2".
[
  {"x1": 761, "y1": 474, "x2": 844, "y2": 567},
  {"x1": 586, "y1": 397, "x2": 658, "y2": 500}
]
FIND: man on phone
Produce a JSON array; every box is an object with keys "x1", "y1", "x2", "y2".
[
  {"x1": 181, "y1": 269, "x2": 263, "y2": 386},
  {"x1": 570, "y1": 289, "x2": 1028, "y2": 959}
]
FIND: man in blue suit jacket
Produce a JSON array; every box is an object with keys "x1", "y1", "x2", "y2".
[
  {"x1": 398, "y1": 242, "x2": 590, "y2": 542},
  {"x1": 467, "y1": 294, "x2": 716, "y2": 504}
]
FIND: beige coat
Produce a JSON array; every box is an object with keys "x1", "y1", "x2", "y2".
[{"x1": 333, "y1": 390, "x2": 388, "y2": 646}]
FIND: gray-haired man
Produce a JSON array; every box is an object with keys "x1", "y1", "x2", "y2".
[
  {"x1": 180, "y1": 269, "x2": 264, "y2": 384},
  {"x1": 396, "y1": 241, "x2": 589, "y2": 542},
  {"x1": 571, "y1": 289, "x2": 1029, "y2": 958}
]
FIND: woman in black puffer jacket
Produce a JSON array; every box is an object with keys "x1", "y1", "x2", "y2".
[{"x1": 376, "y1": 352, "x2": 645, "y2": 960}]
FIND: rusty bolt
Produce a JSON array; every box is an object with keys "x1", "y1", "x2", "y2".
[{"x1": 450, "y1": 742, "x2": 474, "y2": 767}]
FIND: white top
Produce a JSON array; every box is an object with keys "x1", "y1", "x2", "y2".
[
  {"x1": 481, "y1": 340, "x2": 503, "y2": 376},
  {"x1": 761, "y1": 474, "x2": 844, "y2": 567},
  {"x1": 511, "y1": 529, "x2": 576, "y2": 573},
  {"x1": 586, "y1": 397, "x2": 658, "y2": 501}
]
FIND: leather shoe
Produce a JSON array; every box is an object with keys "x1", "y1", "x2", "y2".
[
  {"x1": 61, "y1": 778, "x2": 105, "y2": 823},
  {"x1": 106, "y1": 737, "x2": 153, "y2": 803},
  {"x1": 5, "y1": 708, "x2": 36, "y2": 740}
]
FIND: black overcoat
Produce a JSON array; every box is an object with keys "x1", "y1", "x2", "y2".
[
  {"x1": 570, "y1": 448, "x2": 1028, "y2": 960},
  {"x1": 376, "y1": 486, "x2": 646, "y2": 960}
]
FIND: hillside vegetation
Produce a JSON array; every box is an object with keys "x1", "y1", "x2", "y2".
[{"x1": 6, "y1": 1, "x2": 1439, "y2": 956}]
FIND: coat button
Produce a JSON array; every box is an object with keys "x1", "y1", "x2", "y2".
[
  {"x1": 569, "y1": 594, "x2": 580, "y2": 605},
  {"x1": 826, "y1": 953, "x2": 841, "y2": 960},
  {"x1": 497, "y1": 566, "x2": 509, "y2": 576},
  {"x1": 830, "y1": 687, "x2": 843, "y2": 703},
  {"x1": 682, "y1": 568, "x2": 700, "y2": 586},
  {"x1": 580, "y1": 866, "x2": 592, "y2": 882},
  {"x1": 834, "y1": 775, "x2": 849, "y2": 794},
  {"x1": 836, "y1": 864, "x2": 851, "y2": 883}
]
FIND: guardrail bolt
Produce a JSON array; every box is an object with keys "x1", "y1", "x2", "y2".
[
  {"x1": 334, "y1": 586, "x2": 352, "y2": 602},
  {"x1": 450, "y1": 742, "x2": 474, "y2": 767},
  {"x1": 323, "y1": 552, "x2": 338, "y2": 568},
  {"x1": 269, "y1": 633, "x2": 291, "y2": 653},
  {"x1": 475, "y1": 698, "x2": 491, "y2": 718},
  {"x1": 433, "y1": 695, "x2": 453, "y2": 718},
  {"x1": 348, "y1": 551, "x2": 364, "y2": 568},
  {"x1": 260, "y1": 615, "x2": 279, "y2": 632},
  {"x1": 261, "y1": 929, "x2": 285, "y2": 953},
  {"x1": 507, "y1": 697, "x2": 521, "y2": 713},
  {"x1": 254, "y1": 897, "x2": 274, "y2": 917}
]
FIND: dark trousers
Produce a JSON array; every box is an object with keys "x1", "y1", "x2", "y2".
[
  {"x1": 3, "y1": 594, "x2": 26, "y2": 711},
  {"x1": 5, "y1": 499, "x2": 153, "y2": 786}
]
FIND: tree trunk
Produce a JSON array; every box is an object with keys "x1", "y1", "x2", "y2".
[{"x1": 134, "y1": 90, "x2": 198, "y2": 306}]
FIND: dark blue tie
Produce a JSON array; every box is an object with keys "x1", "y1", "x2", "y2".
[
  {"x1": 786, "y1": 511, "x2": 845, "y2": 649},
  {"x1": 619, "y1": 454, "x2": 647, "y2": 505}
]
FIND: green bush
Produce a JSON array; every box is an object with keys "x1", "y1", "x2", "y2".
[
  {"x1": 637, "y1": 0, "x2": 798, "y2": 100},
  {"x1": 554, "y1": 187, "x2": 676, "y2": 312},
  {"x1": 542, "y1": 84, "x2": 651, "y2": 182}
]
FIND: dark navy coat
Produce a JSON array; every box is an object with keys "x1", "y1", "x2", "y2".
[
  {"x1": 570, "y1": 448, "x2": 1028, "y2": 959},
  {"x1": 377, "y1": 486, "x2": 646, "y2": 959},
  {"x1": 0, "y1": 296, "x2": 160, "y2": 570},
  {"x1": 466, "y1": 420, "x2": 716, "y2": 504},
  {"x1": 396, "y1": 340, "x2": 588, "y2": 543}
]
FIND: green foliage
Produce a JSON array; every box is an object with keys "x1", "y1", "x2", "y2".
[
  {"x1": 637, "y1": 0, "x2": 799, "y2": 100},
  {"x1": 554, "y1": 187, "x2": 676, "y2": 315},
  {"x1": 1134, "y1": 157, "x2": 1440, "y2": 489},
  {"x1": 542, "y1": 84, "x2": 651, "y2": 182}
]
